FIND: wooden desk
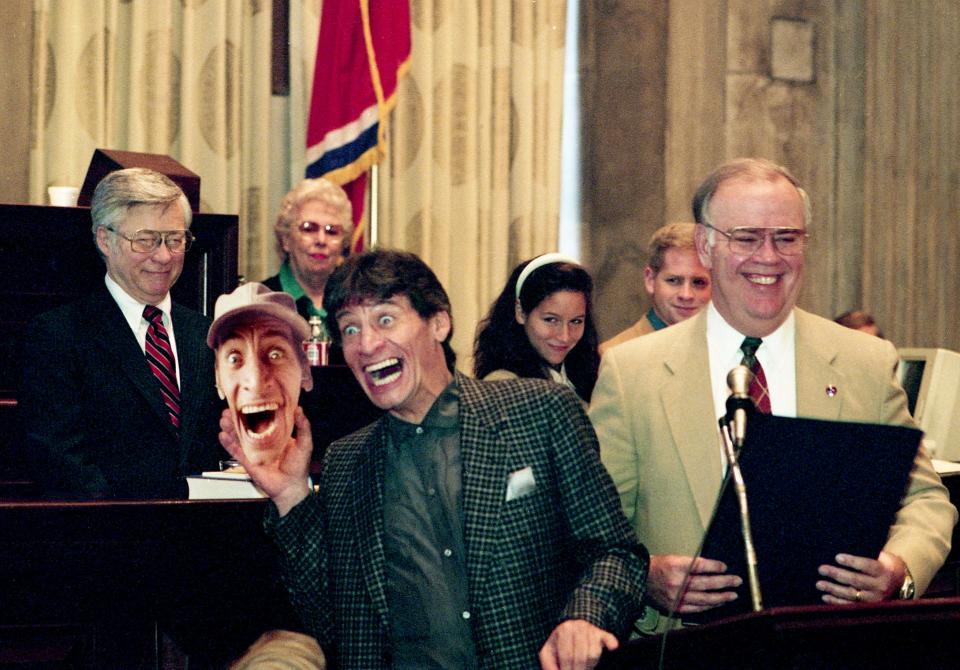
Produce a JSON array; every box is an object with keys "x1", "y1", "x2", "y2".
[
  {"x1": 599, "y1": 597, "x2": 960, "y2": 669},
  {"x1": 928, "y1": 469, "x2": 960, "y2": 596},
  {"x1": 0, "y1": 498, "x2": 300, "y2": 669}
]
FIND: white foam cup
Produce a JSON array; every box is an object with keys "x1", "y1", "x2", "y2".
[{"x1": 48, "y1": 186, "x2": 80, "y2": 207}]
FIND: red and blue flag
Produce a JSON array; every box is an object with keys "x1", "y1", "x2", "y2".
[{"x1": 305, "y1": 0, "x2": 411, "y2": 252}]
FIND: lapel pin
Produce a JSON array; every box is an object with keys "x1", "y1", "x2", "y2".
[{"x1": 825, "y1": 385, "x2": 838, "y2": 397}]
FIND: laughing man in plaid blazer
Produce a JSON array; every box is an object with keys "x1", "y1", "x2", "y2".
[{"x1": 222, "y1": 250, "x2": 648, "y2": 670}]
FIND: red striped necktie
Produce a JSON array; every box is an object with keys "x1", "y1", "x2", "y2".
[
  {"x1": 143, "y1": 305, "x2": 181, "y2": 431},
  {"x1": 739, "y1": 336, "x2": 771, "y2": 414}
]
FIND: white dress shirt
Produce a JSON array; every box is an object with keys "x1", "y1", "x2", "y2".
[
  {"x1": 705, "y1": 302, "x2": 798, "y2": 472},
  {"x1": 546, "y1": 362, "x2": 576, "y2": 394},
  {"x1": 104, "y1": 274, "x2": 182, "y2": 386},
  {"x1": 705, "y1": 301, "x2": 798, "y2": 422}
]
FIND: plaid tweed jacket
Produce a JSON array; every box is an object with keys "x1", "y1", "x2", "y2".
[{"x1": 268, "y1": 372, "x2": 647, "y2": 669}]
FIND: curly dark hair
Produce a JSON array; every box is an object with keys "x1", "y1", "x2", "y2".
[
  {"x1": 323, "y1": 249, "x2": 457, "y2": 372},
  {"x1": 473, "y1": 257, "x2": 600, "y2": 402}
]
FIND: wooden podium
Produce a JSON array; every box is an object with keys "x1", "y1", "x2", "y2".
[
  {"x1": 0, "y1": 498, "x2": 298, "y2": 669},
  {"x1": 598, "y1": 598, "x2": 960, "y2": 669}
]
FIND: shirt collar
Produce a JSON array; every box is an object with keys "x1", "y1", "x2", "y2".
[
  {"x1": 545, "y1": 362, "x2": 576, "y2": 393},
  {"x1": 706, "y1": 301, "x2": 795, "y2": 367},
  {"x1": 646, "y1": 307, "x2": 669, "y2": 331},
  {"x1": 705, "y1": 301, "x2": 797, "y2": 418},
  {"x1": 386, "y1": 378, "x2": 461, "y2": 434},
  {"x1": 278, "y1": 260, "x2": 305, "y2": 300},
  {"x1": 278, "y1": 261, "x2": 325, "y2": 317},
  {"x1": 104, "y1": 273, "x2": 173, "y2": 331}
]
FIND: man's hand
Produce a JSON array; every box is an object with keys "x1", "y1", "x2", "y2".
[
  {"x1": 816, "y1": 550, "x2": 906, "y2": 604},
  {"x1": 538, "y1": 619, "x2": 618, "y2": 670},
  {"x1": 219, "y1": 407, "x2": 313, "y2": 516},
  {"x1": 646, "y1": 554, "x2": 742, "y2": 613}
]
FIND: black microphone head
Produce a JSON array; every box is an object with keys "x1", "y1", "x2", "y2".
[{"x1": 727, "y1": 365, "x2": 755, "y2": 398}]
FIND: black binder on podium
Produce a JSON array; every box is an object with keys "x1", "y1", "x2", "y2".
[{"x1": 685, "y1": 413, "x2": 923, "y2": 624}]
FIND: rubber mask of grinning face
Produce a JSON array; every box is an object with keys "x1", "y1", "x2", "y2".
[
  {"x1": 215, "y1": 318, "x2": 310, "y2": 465},
  {"x1": 208, "y1": 283, "x2": 312, "y2": 467}
]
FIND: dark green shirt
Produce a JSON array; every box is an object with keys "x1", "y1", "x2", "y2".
[
  {"x1": 278, "y1": 260, "x2": 325, "y2": 318},
  {"x1": 382, "y1": 380, "x2": 477, "y2": 669},
  {"x1": 646, "y1": 306, "x2": 668, "y2": 331}
]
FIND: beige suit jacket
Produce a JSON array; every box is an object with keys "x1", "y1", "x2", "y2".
[
  {"x1": 599, "y1": 313, "x2": 658, "y2": 356},
  {"x1": 591, "y1": 308, "x2": 956, "y2": 609}
]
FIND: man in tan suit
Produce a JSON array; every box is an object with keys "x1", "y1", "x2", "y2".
[
  {"x1": 591, "y1": 158, "x2": 956, "y2": 631},
  {"x1": 599, "y1": 223, "x2": 711, "y2": 355}
]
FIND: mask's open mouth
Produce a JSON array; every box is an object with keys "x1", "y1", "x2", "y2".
[{"x1": 239, "y1": 403, "x2": 280, "y2": 440}]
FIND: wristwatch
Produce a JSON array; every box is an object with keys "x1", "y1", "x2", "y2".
[{"x1": 899, "y1": 568, "x2": 916, "y2": 600}]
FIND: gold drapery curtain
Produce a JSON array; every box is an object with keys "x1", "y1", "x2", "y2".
[
  {"x1": 379, "y1": 0, "x2": 568, "y2": 371},
  {"x1": 29, "y1": 0, "x2": 570, "y2": 364},
  {"x1": 288, "y1": 0, "x2": 319, "y2": 188},
  {"x1": 29, "y1": 0, "x2": 274, "y2": 280}
]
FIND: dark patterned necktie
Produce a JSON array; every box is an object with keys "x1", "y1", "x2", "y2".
[
  {"x1": 739, "y1": 336, "x2": 771, "y2": 414},
  {"x1": 143, "y1": 305, "x2": 181, "y2": 430}
]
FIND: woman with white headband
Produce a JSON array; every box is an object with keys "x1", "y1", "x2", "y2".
[{"x1": 473, "y1": 253, "x2": 600, "y2": 403}]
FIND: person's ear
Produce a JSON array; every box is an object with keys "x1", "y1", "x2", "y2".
[
  {"x1": 338, "y1": 229, "x2": 353, "y2": 263},
  {"x1": 695, "y1": 225, "x2": 713, "y2": 269},
  {"x1": 301, "y1": 375, "x2": 314, "y2": 392},
  {"x1": 96, "y1": 226, "x2": 112, "y2": 258},
  {"x1": 514, "y1": 300, "x2": 526, "y2": 325},
  {"x1": 430, "y1": 310, "x2": 452, "y2": 343},
  {"x1": 643, "y1": 266, "x2": 657, "y2": 298},
  {"x1": 213, "y1": 364, "x2": 226, "y2": 399},
  {"x1": 301, "y1": 363, "x2": 314, "y2": 392}
]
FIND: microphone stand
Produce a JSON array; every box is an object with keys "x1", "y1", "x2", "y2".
[
  {"x1": 660, "y1": 372, "x2": 762, "y2": 664},
  {"x1": 720, "y1": 424, "x2": 763, "y2": 612},
  {"x1": 721, "y1": 365, "x2": 763, "y2": 612}
]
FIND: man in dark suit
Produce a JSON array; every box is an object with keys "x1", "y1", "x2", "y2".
[
  {"x1": 221, "y1": 249, "x2": 648, "y2": 670},
  {"x1": 18, "y1": 167, "x2": 226, "y2": 499}
]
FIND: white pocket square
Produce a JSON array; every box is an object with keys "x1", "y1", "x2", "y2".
[{"x1": 505, "y1": 466, "x2": 536, "y2": 501}]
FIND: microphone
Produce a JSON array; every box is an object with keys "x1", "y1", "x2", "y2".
[{"x1": 725, "y1": 365, "x2": 755, "y2": 450}]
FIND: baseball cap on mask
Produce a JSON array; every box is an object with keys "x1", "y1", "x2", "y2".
[{"x1": 207, "y1": 282, "x2": 313, "y2": 391}]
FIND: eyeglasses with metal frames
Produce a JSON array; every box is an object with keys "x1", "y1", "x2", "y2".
[
  {"x1": 702, "y1": 223, "x2": 808, "y2": 256},
  {"x1": 106, "y1": 227, "x2": 194, "y2": 254},
  {"x1": 296, "y1": 220, "x2": 345, "y2": 238}
]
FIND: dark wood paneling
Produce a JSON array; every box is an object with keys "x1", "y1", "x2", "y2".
[{"x1": 0, "y1": 499, "x2": 299, "y2": 669}]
